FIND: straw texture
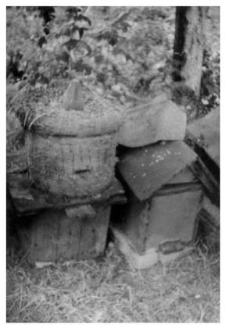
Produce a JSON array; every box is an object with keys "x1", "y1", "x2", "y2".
[
  {"x1": 26, "y1": 132, "x2": 118, "y2": 197},
  {"x1": 10, "y1": 81, "x2": 123, "y2": 198}
]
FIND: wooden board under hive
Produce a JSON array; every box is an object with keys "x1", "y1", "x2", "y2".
[
  {"x1": 9, "y1": 178, "x2": 126, "y2": 263},
  {"x1": 112, "y1": 141, "x2": 203, "y2": 269},
  {"x1": 17, "y1": 204, "x2": 111, "y2": 263}
]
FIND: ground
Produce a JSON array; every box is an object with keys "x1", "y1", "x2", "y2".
[{"x1": 7, "y1": 246, "x2": 220, "y2": 323}]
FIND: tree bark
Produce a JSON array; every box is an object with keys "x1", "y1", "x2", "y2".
[{"x1": 173, "y1": 7, "x2": 207, "y2": 97}]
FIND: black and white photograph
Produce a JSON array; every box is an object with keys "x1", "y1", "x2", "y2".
[{"x1": 6, "y1": 3, "x2": 220, "y2": 323}]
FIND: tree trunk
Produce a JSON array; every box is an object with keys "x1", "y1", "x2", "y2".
[{"x1": 173, "y1": 7, "x2": 207, "y2": 97}]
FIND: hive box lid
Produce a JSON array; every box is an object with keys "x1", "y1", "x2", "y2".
[{"x1": 118, "y1": 141, "x2": 197, "y2": 200}]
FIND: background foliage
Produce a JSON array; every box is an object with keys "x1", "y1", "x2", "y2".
[{"x1": 6, "y1": 6, "x2": 220, "y2": 116}]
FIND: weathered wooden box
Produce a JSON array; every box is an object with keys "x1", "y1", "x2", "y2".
[
  {"x1": 112, "y1": 141, "x2": 203, "y2": 269},
  {"x1": 12, "y1": 180, "x2": 125, "y2": 263},
  {"x1": 17, "y1": 204, "x2": 110, "y2": 263}
]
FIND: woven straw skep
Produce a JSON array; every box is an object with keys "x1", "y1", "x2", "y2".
[
  {"x1": 26, "y1": 132, "x2": 118, "y2": 197},
  {"x1": 23, "y1": 81, "x2": 123, "y2": 198}
]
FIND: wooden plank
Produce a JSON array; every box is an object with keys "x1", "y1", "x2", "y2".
[
  {"x1": 154, "y1": 182, "x2": 201, "y2": 196},
  {"x1": 56, "y1": 209, "x2": 83, "y2": 262},
  {"x1": 78, "y1": 205, "x2": 111, "y2": 259},
  {"x1": 8, "y1": 177, "x2": 126, "y2": 216},
  {"x1": 190, "y1": 159, "x2": 220, "y2": 207},
  {"x1": 18, "y1": 210, "x2": 60, "y2": 262}
]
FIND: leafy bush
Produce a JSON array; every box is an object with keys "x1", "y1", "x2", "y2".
[
  {"x1": 7, "y1": 6, "x2": 220, "y2": 113},
  {"x1": 6, "y1": 6, "x2": 92, "y2": 85}
]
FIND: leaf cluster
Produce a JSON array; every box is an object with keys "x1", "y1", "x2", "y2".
[
  {"x1": 6, "y1": 6, "x2": 220, "y2": 114},
  {"x1": 6, "y1": 6, "x2": 92, "y2": 85}
]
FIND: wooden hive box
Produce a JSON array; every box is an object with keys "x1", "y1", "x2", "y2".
[
  {"x1": 111, "y1": 141, "x2": 203, "y2": 269},
  {"x1": 17, "y1": 204, "x2": 110, "y2": 263},
  {"x1": 13, "y1": 179, "x2": 126, "y2": 263}
]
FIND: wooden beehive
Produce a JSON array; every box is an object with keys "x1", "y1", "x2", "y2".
[
  {"x1": 15, "y1": 180, "x2": 126, "y2": 263},
  {"x1": 17, "y1": 204, "x2": 110, "y2": 262},
  {"x1": 111, "y1": 141, "x2": 203, "y2": 269}
]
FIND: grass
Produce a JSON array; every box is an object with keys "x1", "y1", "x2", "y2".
[{"x1": 6, "y1": 243, "x2": 220, "y2": 323}]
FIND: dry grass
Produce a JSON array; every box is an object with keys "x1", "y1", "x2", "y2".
[{"x1": 6, "y1": 244, "x2": 220, "y2": 323}]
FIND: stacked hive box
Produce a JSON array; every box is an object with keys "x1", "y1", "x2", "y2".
[
  {"x1": 111, "y1": 94, "x2": 203, "y2": 269},
  {"x1": 7, "y1": 81, "x2": 125, "y2": 263}
]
